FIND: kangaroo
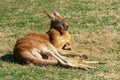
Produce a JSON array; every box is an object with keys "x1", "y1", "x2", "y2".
[{"x1": 13, "y1": 12, "x2": 106, "y2": 70}]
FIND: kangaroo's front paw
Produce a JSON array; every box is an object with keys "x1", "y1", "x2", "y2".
[{"x1": 62, "y1": 43, "x2": 72, "y2": 50}]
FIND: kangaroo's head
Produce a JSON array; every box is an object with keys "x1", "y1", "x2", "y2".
[{"x1": 45, "y1": 12, "x2": 69, "y2": 31}]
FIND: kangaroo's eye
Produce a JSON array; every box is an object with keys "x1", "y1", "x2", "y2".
[
  {"x1": 56, "y1": 20, "x2": 60, "y2": 23},
  {"x1": 54, "y1": 19, "x2": 60, "y2": 22}
]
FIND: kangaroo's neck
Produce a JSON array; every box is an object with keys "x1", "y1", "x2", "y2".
[
  {"x1": 59, "y1": 29, "x2": 68, "y2": 35},
  {"x1": 48, "y1": 28, "x2": 68, "y2": 35}
]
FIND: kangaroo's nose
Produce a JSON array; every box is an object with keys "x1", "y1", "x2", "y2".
[{"x1": 64, "y1": 25, "x2": 69, "y2": 30}]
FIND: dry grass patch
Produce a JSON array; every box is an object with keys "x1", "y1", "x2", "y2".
[{"x1": 72, "y1": 28, "x2": 119, "y2": 59}]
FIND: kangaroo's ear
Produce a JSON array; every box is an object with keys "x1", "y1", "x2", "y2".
[
  {"x1": 53, "y1": 11, "x2": 61, "y2": 17},
  {"x1": 44, "y1": 12, "x2": 55, "y2": 20}
]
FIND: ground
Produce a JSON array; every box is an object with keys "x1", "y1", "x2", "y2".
[{"x1": 0, "y1": 0, "x2": 120, "y2": 80}]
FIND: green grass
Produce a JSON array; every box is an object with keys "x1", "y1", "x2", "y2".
[{"x1": 0, "y1": 0, "x2": 120, "y2": 80}]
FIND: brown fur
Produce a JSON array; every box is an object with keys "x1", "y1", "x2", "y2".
[{"x1": 13, "y1": 12, "x2": 107, "y2": 70}]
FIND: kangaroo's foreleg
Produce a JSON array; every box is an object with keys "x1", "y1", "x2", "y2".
[{"x1": 57, "y1": 49, "x2": 88, "y2": 59}]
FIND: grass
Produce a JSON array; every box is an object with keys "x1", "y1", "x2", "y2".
[{"x1": 0, "y1": 0, "x2": 120, "y2": 80}]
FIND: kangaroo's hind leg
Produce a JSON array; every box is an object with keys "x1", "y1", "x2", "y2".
[{"x1": 21, "y1": 49, "x2": 58, "y2": 66}]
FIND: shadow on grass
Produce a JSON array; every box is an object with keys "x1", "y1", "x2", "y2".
[{"x1": 0, "y1": 53, "x2": 23, "y2": 65}]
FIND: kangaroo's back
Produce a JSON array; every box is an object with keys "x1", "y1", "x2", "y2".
[{"x1": 13, "y1": 33, "x2": 50, "y2": 63}]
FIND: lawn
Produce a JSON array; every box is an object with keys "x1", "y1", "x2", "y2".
[{"x1": 0, "y1": 0, "x2": 120, "y2": 80}]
